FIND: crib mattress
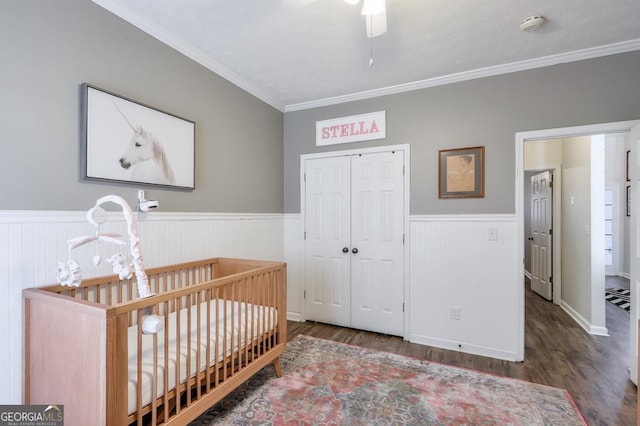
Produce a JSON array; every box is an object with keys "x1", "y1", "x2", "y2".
[{"x1": 127, "y1": 300, "x2": 277, "y2": 415}]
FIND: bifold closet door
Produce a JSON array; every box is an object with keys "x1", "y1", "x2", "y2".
[
  {"x1": 304, "y1": 151, "x2": 405, "y2": 336},
  {"x1": 304, "y1": 155, "x2": 352, "y2": 327},
  {"x1": 350, "y1": 151, "x2": 404, "y2": 336}
]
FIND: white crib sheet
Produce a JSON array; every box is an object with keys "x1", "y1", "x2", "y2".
[{"x1": 127, "y1": 299, "x2": 277, "y2": 415}]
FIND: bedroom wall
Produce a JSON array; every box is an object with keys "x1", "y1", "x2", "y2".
[
  {"x1": 284, "y1": 52, "x2": 640, "y2": 215},
  {"x1": 2, "y1": 0, "x2": 283, "y2": 212},
  {"x1": 1, "y1": 0, "x2": 285, "y2": 404},
  {"x1": 283, "y1": 52, "x2": 640, "y2": 364}
]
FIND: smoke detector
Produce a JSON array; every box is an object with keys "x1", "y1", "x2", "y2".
[{"x1": 520, "y1": 15, "x2": 546, "y2": 32}]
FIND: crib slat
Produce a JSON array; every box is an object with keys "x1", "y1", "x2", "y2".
[
  {"x1": 195, "y1": 290, "x2": 202, "y2": 399},
  {"x1": 175, "y1": 295, "x2": 182, "y2": 417},
  {"x1": 136, "y1": 310, "x2": 143, "y2": 426},
  {"x1": 163, "y1": 300, "x2": 170, "y2": 425},
  {"x1": 151, "y1": 330, "x2": 158, "y2": 426}
]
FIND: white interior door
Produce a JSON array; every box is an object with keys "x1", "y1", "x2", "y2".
[
  {"x1": 531, "y1": 171, "x2": 553, "y2": 300},
  {"x1": 627, "y1": 124, "x2": 640, "y2": 385},
  {"x1": 304, "y1": 156, "x2": 351, "y2": 327},
  {"x1": 350, "y1": 151, "x2": 405, "y2": 335}
]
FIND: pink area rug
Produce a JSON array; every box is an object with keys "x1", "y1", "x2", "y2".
[{"x1": 191, "y1": 335, "x2": 586, "y2": 425}]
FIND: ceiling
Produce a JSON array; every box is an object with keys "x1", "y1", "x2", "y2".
[{"x1": 92, "y1": 0, "x2": 640, "y2": 112}]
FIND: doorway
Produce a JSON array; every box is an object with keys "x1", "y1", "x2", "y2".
[{"x1": 515, "y1": 120, "x2": 640, "y2": 380}]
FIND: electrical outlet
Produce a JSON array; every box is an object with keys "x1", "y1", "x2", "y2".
[
  {"x1": 450, "y1": 306, "x2": 460, "y2": 320},
  {"x1": 488, "y1": 226, "x2": 498, "y2": 241}
]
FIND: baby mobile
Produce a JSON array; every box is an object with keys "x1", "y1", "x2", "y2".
[{"x1": 55, "y1": 194, "x2": 153, "y2": 299}]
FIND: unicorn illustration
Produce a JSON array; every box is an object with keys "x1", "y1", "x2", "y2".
[{"x1": 115, "y1": 104, "x2": 175, "y2": 185}]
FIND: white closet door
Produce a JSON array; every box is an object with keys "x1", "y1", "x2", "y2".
[
  {"x1": 304, "y1": 156, "x2": 351, "y2": 327},
  {"x1": 350, "y1": 151, "x2": 405, "y2": 335}
]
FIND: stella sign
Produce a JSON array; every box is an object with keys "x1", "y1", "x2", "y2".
[{"x1": 316, "y1": 111, "x2": 386, "y2": 146}]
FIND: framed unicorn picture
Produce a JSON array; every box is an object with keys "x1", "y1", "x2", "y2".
[{"x1": 81, "y1": 83, "x2": 196, "y2": 190}]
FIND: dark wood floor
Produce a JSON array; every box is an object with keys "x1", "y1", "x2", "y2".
[{"x1": 288, "y1": 281, "x2": 636, "y2": 426}]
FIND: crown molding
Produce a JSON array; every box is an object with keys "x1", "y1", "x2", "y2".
[
  {"x1": 91, "y1": 0, "x2": 640, "y2": 115},
  {"x1": 91, "y1": 0, "x2": 286, "y2": 112},
  {"x1": 285, "y1": 38, "x2": 640, "y2": 112}
]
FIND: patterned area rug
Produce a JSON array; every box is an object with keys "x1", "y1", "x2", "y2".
[
  {"x1": 605, "y1": 288, "x2": 631, "y2": 312},
  {"x1": 191, "y1": 335, "x2": 586, "y2": 425}
]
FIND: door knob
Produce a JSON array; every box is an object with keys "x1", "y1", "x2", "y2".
[
  {"x1": 352, "y1": 248, "x2": 358, "y2": 254},
  {"x1": 528, "y1": 237, "x2": 534, "y2": 241},
  {"x1": 342, "y1": 247, "x2": 349, "y2": 253}
]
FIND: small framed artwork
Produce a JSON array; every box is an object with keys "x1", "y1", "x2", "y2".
[
  {"x1": 627, "y1": 185, "x2": 631, "y2": 217},
  {"x1": 438, "y1": 146, "x2": 485, "y2": 198},
  {"x1": 627, "y1": 150, "x2": 631, "y2": 182},
  {"x1": 81, "y1": 83, "x2": 196, "y2": 189}
]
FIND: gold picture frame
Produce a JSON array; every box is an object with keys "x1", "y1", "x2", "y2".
[{"x1": 438, "y1": 146, "x2": 485, "y2": 198}]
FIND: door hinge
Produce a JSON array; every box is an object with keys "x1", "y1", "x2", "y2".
[
  {"x1": 304, "y1": 231, "x2": 307, "y2": 240},
  {"x1": 403, "y1": 165, "x2": 405, "y2": 176},
  {"x1": 549, "y1": 181, "x2": 553, "y2": 188},
  {"x1": 549, "y1": 229, "x2": 552, "y2": 236},
  {"x1": 403, "y1": 234, "x2": 405, "y2": 244},
  {"x1": 303, "y1": 172, "x2": 306, "y2": 182},
  {"x1": 303, "y1": 290, "x2": 306, "y2": 299},
  {"x1": 402, "y1": 303, "x2": 405, "y2": 312},
  {"x1": 549, "y1": 276, "x2": 553, "y2": 284}
]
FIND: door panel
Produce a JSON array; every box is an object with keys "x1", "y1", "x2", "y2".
[
  {"x1": 304, "y1": 156, "x2": 351, "y2": 327},
  {"x1": 351, "y1": 151, "x2": 404, "y2": 335},
  {"x1": 627, "y1": 125, "x2": 640, "y2": 386},
  {"x1": 531, "y1": 171, "x2": 553, "y2": 300}
]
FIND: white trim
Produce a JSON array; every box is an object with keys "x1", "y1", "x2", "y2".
[
  {"x1": 87, "y1": 3, "x2": 640, "y2": 112},
  {"x1": 0, "y1": 211, "x2": 283, "y2": 223},
  {"x1": 515, "y1": 120, "x2": 640, "y2": 361},
  {"x1": 560, "y1": 300, "x2": 609, "y2": 337},
  {"x1": 409, "y1": 333, "x2": 518, "y2": 362},
  {"x1": 411, "y1": 214, "x2": 515, "y2": 222},
  {"x1": 301, "y1": 144, "x2": 410, "y2": 161},
  {"x1": 300, "y1": 144, "x2": 411, "y2": 339},
  {"x1": 90, "y1": 0, "x2": 286, "y2": 112},
  {"x1": 285, "y1": 39, "x2": 640, "y2": 112}
]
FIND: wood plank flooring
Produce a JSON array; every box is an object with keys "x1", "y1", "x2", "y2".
[{"x1": 287, "y1": 283, "x2": 636, "y2": 425}]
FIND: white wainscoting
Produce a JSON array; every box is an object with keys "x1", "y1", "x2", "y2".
[
  {"x1": 284, "y1": 213, "x2": 520, "y2": 361},
  {"x1": 283, "y1": 214, "x2": 304, "y2": 321},
  {"x1": 409, "y1": 215, "x2": 519, "y2": 361},
  {"x1": 3, "y1": 211, "x2": 522, "y2": 403},
  {"x1": 0, "y1": 211, "x2": 284, "y2": 404}
]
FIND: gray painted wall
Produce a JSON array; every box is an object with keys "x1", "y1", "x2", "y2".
[
  {"x1": 2, "y1": 0, "x2": 283, "y2": 213},
  {"x1": 284, "y1": 52, "x2": 640, "y2": 214}
]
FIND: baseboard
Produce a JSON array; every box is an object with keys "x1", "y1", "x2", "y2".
[
  {"x1": 408, "y1": 334, "x2": 519, "y2": 362},
  {"x1": 287, "y1": 312, "x2": 304, "y2": 322},
  {"x1": 560, "y1": 300, "x2": 609, "y2": 336}
]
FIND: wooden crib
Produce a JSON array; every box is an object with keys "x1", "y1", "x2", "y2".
[{"x1": 23, "y1": 258, "x2": 287, "y2": 426}]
